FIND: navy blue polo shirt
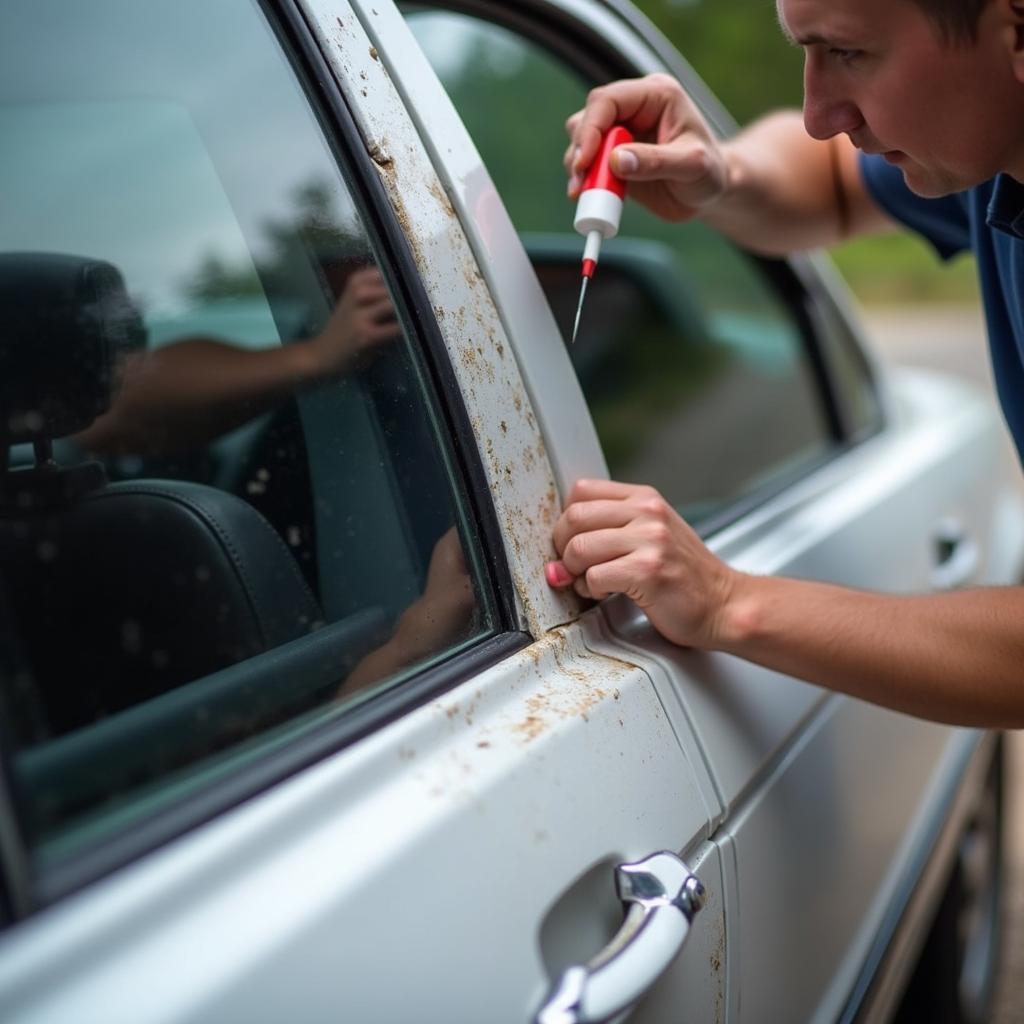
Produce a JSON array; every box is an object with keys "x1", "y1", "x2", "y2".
[{"x1": 860, "y1": 153, "x2": 1024, "y2": 466}]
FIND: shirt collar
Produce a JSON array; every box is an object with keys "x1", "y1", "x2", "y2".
[{"x1": 986, "y1": 174, "x2": 1024, "y2": 239}]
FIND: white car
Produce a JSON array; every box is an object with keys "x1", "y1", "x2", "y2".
[{"x1": 0, "y1": 1, "x2": 1019, "y2": 1022}]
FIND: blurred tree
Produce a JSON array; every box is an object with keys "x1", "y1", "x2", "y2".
[{"x1": 634, "y1": 0, "x2": 803, "y2": 125}]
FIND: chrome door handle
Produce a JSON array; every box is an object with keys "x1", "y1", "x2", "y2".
[
  {"x1": 931, "y1": 517, "x2": 979, "y2": 591},
  {"x1": 535, "y1": 852, "x2": 705, "y2": 1024}
]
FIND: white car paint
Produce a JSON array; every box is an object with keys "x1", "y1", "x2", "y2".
[{"x1": 0, "y1": 0, "x2": 1020, "y2": 1022}]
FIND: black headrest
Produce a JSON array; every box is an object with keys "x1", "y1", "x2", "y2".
[{"x1": 0, "y1": 253, "x2": 145, "y2": 444}]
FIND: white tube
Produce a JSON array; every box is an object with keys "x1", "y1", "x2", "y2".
[{"x1": 574, "y1": 188, "x2": 624, "y2": 239}]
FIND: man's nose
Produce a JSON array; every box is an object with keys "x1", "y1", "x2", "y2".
[{"x1": 802, "y1": 58, "x2": 864, "y2": 140}]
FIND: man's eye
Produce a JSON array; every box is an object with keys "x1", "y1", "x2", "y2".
[{"x1": 829, "y1": 47, "x2": 861, "y2": 63}]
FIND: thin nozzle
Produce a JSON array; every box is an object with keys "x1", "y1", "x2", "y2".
[
  {"x1": 571, "y1": 275, "x2": 589, "y2": 345},
  {"x1": 571, "y1": 230, "x2": 602, "y2": 345}
]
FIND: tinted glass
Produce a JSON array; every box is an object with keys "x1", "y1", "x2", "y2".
[
  {"x1": 0, "y1": 0, "x2": 495, "y2": 862},
  {"x1": 409, "y1": 10, "x2": 834, "y2": 520}
]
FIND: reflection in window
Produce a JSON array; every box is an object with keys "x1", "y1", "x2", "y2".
[{"x1": 0, "y1": 0, "x2": 495, "y2": 859}]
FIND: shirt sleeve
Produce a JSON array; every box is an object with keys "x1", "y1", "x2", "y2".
[{"x1": 859, "y1": 152, "x2": 970, "y2": 260}]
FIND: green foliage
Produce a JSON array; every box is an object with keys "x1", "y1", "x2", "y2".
[
  {"x1": 633, "y1": 0, "x2": 803, "y2": 126},
  {"x1": 830, "y1": 234, "x2": 980, "y2": 304}
]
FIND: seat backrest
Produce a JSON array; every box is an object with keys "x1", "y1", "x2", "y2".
[{"x1": 0, "y1": 253, "x2": 322, "y2": 742}]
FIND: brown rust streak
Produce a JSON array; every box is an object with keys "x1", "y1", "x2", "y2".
[
  {"x1": 510, "y1": 632, "x2": 629, "y2": 740},
  {"x1": 370, "y1": 128, "x2": 562, "y2": 638}
]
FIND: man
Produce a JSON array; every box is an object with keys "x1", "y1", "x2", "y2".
[{"x1": 545, "y1": 0, "x2": 1024, "y2": 725}]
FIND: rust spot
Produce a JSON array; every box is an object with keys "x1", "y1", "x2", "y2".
[
  {"x1": 369, "y1": 45, "x2": 379, "y2": 60},
  {"x1": 500, "y1": 421, "x2": 508, "y2": 434},
  {"x1": 496, "y1": 342, "x2": 505, "y2": 359},
  {"x1": 427, "y1": 178, "x2": 456, "y2": 218},
  {"x1": 477, "y1": 740, "x2": 491, "y2": 749}
]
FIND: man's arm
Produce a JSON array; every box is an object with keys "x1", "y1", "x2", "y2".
[
  {"x1": 547, "y1": 480, "x2": 1024, "y2": 728},
  {"x1": 79, "y1": 266, "x2": 398, "y2": 456},
  {"x1": 565, "y1": 75, "x2": 894, "y2": 255}
]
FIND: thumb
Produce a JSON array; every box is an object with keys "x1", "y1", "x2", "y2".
[{"x1": 610, "y1": 140, "x2": 712, "y2": 185}]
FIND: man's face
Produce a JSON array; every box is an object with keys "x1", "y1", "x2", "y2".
[{"x1": 777, "y1": 0, "x2": 1024, "y2": 195}]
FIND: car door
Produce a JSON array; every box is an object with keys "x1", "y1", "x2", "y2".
[
  {"x1": 0, "y1": 0, "x2": 727, "y2": 1021},
  {"x1": 399, "y1": 1, "x2": 1024, "y2": 1021}
]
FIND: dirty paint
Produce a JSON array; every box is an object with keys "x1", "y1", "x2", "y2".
[{"x1": 297, "y1": 0, "x2": 583, "y2": 639}]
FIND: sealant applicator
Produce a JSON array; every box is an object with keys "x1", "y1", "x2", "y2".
[{"x1": 571, "y1": 125, "x2": 633, "y2": 344}]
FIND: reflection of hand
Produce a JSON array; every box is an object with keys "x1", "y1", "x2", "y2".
[
  {"x1": 305, "y1": 266, "x2": 399, "y2": 379},
  {"x1": 389, "y1": 527, "x2": 476, "y2": 664},
  {"x1": 340, "y1": 527, "x2": 477, "y2": 696},
  {"x1": 547, "y1": 479, "x2": 740, "y2": 649},
  {"x1": 564, "y1": 75, "x2": 727, "y2": 223}
]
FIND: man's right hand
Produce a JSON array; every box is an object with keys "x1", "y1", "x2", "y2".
[{"x1": 565, "y1": 73, "x2": 729, "y2": 223}]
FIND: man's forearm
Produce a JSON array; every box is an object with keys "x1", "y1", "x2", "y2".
[
  {"x1": 718, "y1": 575, "x2": 1024, "y2": 726},
  {"x1": 701, "y1": 112, "x2": 892, "y2": 254}
]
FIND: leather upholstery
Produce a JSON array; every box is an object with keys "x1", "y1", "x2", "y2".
[{"x1": 2, "y1": 480, "x2": 323, "y2": 740}]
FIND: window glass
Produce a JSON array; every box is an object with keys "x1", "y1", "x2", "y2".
[
  {"x1": 0, "y1": 0, "x2": 496, "y2": 862},
  {"x1": 408, "y1": 10, "x2": 834, "y2": 521}
]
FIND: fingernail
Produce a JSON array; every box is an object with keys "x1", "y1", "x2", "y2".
[
  {"x1": 567, "y1": 174, "x2": 580, "y2": 197},
  {"x1": 614, "y1": 148, "x2": 638, "y2": 174},
  {"x1": 545, "y1": 561, "x2": 574, "y2": 587}
]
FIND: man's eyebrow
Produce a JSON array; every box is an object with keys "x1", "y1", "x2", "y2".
[
  {"x1": 782, "y1": 27, "x2": 831, "y2": 47},
  {"x1": 774, "y1": 12, "x2": 830, "y2": 47}
]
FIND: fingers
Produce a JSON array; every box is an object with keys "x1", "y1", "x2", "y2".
[
  {"x1": 547, "y1": 480, "x2": 667, "y2": 598},
  {"x1": 350, "y1": 279, "x2": 390, "y2": 306},
  {"x1": 559, "y1": 525, "x2": 638, "y2": 576},
  {"x1": 610, "y1": 138, "x2": 710, "y2": 184},
  {"x1": 552, "y1": 496, "x2": 643, "y2": 555},
  {"x1": 563, "y1": 75, "x2": 725, "y2": 217},
  {"x1": 362, "y1": 295, "x2": 396, "y2": 325},
  {"x1": 565, "y1": 478, "x2": 658, "y2": 504},
  {"x1": 564, "y1": 75, "x2": 687, "y2": 184}
]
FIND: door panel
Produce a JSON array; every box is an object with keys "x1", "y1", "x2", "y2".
[
  {"x1": 597, "y1": 375, "x2": 1002, "y2": 1021},
  {"x1": 0, "y1": 619, "x2": 722, "y2": 1023},
  {"x1": 718, "y1": 705, "x2": 963, "y2": 1024}
]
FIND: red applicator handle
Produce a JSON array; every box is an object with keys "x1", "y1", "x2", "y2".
[{"x1": 580, "y1": 125, "x2": 634, "y2": 197}]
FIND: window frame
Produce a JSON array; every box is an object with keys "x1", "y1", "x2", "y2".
[
  {"x1": 0, "y1": 0, "x2": 528, "y2": 916},
  {"x1": 408, "y1": 0, "x2": 886, "y2": 537}
]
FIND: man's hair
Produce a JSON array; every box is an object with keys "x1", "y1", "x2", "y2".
[{"x1": 911, "y1": 0, "x2": 990, "y2": 44}]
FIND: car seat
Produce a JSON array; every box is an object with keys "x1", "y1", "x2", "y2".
[{"x1": 0, "y1": 253, "x2": 323, "y2": 742}]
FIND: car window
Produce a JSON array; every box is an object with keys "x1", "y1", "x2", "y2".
[
  {"x1": 408, "y1": 8, "x2": 836, "y2": 522},
  {"x1": 0, "y1": 0, "x2": 498, "y2": 869}
]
